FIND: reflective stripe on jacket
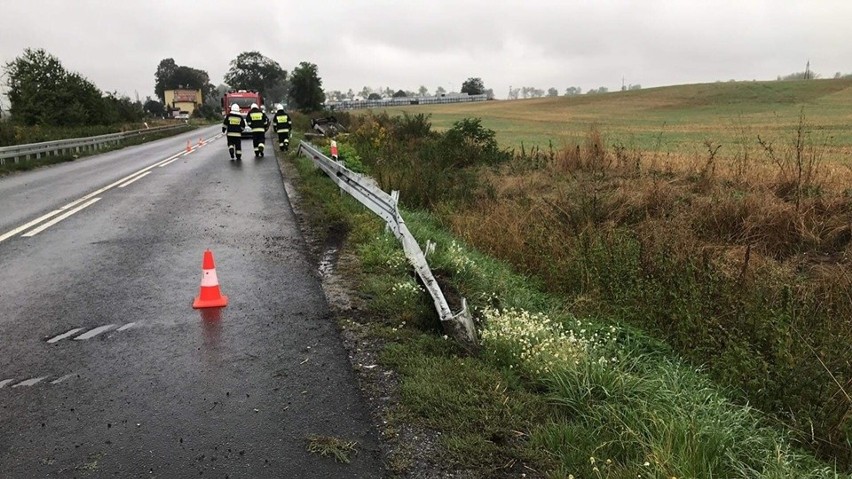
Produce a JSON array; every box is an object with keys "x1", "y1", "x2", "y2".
[
  {"x1": 223, "y1": 113, "x2": 246, "y2": 137},
  {"x1": 273, "y1": 113, "x2": 291, "y2": 133},
  {"x1": 248, "y1": 110, "x2": 269, "y2": 133}
]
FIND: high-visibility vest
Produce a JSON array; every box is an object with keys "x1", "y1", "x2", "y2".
[
  {"x1": 248, "y1": 111, "x2": 267, "y2": 132},
  {"x1": 275, "y1": 114, "x2": 290, "y2": 132},
  {"x1": 224, "y1": 114, "x2": 244, "y2": 137}
]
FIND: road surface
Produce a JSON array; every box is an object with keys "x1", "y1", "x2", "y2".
[{"x1": 0, "y1": 126, "x2": 381, "y2": 477}]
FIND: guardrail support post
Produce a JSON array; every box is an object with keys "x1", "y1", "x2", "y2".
[{"x1": 297, "y1": 140, "x2": 479, "y2": 350}]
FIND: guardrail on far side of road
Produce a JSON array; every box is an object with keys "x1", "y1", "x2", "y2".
[
  {"x1": 297, "y1": 140, "x2": 478, "y2": 347},
  {"x1": 0, "y1": 124, "x2": 188, "y2": 165}
]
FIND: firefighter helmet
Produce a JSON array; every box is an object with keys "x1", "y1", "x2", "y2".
[
  {"x1": 250, "y1": 103, "x2": 258, "y2": 109},
  {"x1": 230, "y1": 103, "x2": 240, "y2": 113},
  {"x1": 275, "y1": 103, "x2": 284, "y2": 111}
]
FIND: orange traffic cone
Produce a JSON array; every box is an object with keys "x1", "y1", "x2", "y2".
[
  {"x1": 186, "y1": 140, "x2": 192, "y2": 153},
  {"x1": 198, "y1": 137, "x2": 204, "y2": 147},
  {"x1": 330, "y1": 140, "x2": 339, "y2": 160},
  {"x1": 192, "y1": 249, "x2": 228, "y2": 309}
]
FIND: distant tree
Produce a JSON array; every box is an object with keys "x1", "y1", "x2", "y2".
[
  {"x1": 209, "y1": 84, "x2": 230, "y2": 109},
  {"x1": 359, "y1": 86, "x2": 372, "y2": 99},
  {"x1": 628, "y1": 84, "x2": 641, "y2": 90},
  {"x1": 777, "y1": 70, "x2": 821, "y2": 81},
  {"x1": 418, "y1": 85, "x2": 429, "y2": 96},
  {"x1": 435, "y1": 86, "x2": 446, "y2": 96},
  {"x1": 484, "y1": 88, "x2": 494, "y2": 99},
  {"x1": 224, "y1": 51, "x2": 288, "y2": 102},
  {"x1": 547, "y1": 87, "x2": 559, "y2": 97},
  {"x1": 508, "y1": 87, "x2": 520, "y2": 99},
  {"x1": 4, "y1": 48, "x2": 105, "y2": 126},
  {"x1": 102, "y1": 91, "x2": 144, "y2": 123},
  {"x1": 564, "y1": 86, "x2": 582, "y2": 96},
  {"x1": 287, "y1": 61, "x2": 325, "y2": 112},
  {"x1": 346, "y1": 89, "x2": 355, "y2": 100},
  {"x1": 461, "y1": 77, "x2": 485, "y2": 95},
  {"x1": 154, "y1": 58, "x2": 178, "y2": 102},
  {"x1": 383, "y1": 87, "x2": 393, "y2": 98},
  {"x1": 154, "y1": 58, "x2": 214, "y2": 105},
  {"x1": 393, "y1": 89, "x2": 407, "y2": 98},
  {"x1": 367, "y1": 93, "x2": 381, "y2": 100},
  {"x1": 587, "y1": 86, "x2": 609, "y2": 94},
  {"x1": 144, "y1": 97, "x2": 165, "y2": 117}
]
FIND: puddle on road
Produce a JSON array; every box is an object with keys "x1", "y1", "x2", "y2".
[{"x1": 199, "y1": 308, "x2": 223, "y2": 361}]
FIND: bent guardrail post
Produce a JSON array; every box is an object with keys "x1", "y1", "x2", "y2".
[{"x1": 297, "y1": 141, "x2": 478, "y2": 347}]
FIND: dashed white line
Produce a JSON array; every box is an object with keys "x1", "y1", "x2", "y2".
[
  {"x1": 118, "y1": 171, "x2": 151, "y2": 188},
  {"x1": 22, "y1": 198, "x2": 101, "y2": 237},
  {"x1": 47, "y1": 327, "x2": 85, "y2": 344},
  {"x1": 0, "y1": 379, "x2": 14, "y2": 388},
  {"x1": 73, "y1": 324, "x2": 116, "y2": 340},
  {"x1": 12, "y1": 376, "x2": 48, "y2": 387},
  {"x1": 1, "y1": 139, "x2": 206, "y2": 244},
  {"x1": 159, "y1": 156, "x2": 183, "y2": 167},
  {"x1": 0, "y1": 209, "x2": 64, "y2": 242},
  {"x1": 50, "y1": 373, "x2": 76, "y2": 385},
  {"x1": 116, "y1": 322, "x2": 136, "y2": 332}
]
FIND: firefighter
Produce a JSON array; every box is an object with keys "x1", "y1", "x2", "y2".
[
  {"x1": 247, "y1": 103, "x2": 270, "y2": 157},
  {"x1": 272, "y1": 104, "x2": 292, "y2": 151},
  {"x1": 222, "y1": 103, "x2": 245, "y2": 161}
]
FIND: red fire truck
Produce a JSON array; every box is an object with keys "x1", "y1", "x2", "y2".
[{"x1": 221, "y1": 90, "x2": 263, "y2": 137}]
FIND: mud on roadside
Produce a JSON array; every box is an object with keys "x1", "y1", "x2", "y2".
[{"x1": 276, "y1": 151, "x2": 478, "y2": 479}]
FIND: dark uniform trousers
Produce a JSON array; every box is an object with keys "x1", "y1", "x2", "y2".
[
  {"x1": 222, "y1": 113, "x2": 245, "y2": 160},
  {"x1": 273, "y1": 113, "x2": 291, "y2": 151},
  {"x1": 248, "y1": 110, "x2": 269, "y2": 156}
]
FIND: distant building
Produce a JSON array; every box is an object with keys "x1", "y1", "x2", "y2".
[{"x1": 164, "y1": 89, "x2": 202, "y2": 117}]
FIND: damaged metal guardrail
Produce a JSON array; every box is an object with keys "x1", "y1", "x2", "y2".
[
  {"x1": 0, "y1": 124, "x2": 187, "y2": 165},
  {"x1": 297, "y1": 140, "x2": 478, "y2": 347}
]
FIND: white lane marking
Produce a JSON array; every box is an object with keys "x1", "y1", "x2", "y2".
[
  {"x1": 22, "y1": 198, "x2": 101, "y2": 237},
  {"x1": 0, "y1": 379, "x2": 14, "y2": 388},
  {"x1": 73, "y1": 324, "x2": 116, "y2": 340},
  {"x1": 12, "y1": 376, "x2": 48, "y2": 387},
  {"x1": 159, "y1": 156, "x2": 182, "y2": 167},
  {"x1": 157, "y1": 152, "x2": 183, "y2": 168},
  {"x1": 117, "y1": 171, "x2": 151, "y2": 188},
  {"x1": 0, "y1": 209, "x2": 65, "y2": 243},
  {"x1": 1, "y1": 142, "x2": 195, "y2": 243},
  {"x1": 47, "y1": 327, "x2": 85, "y2": 344},
  {"x1": 117, "y1": 322, "x2": 136, "y2": 332},
  {"x1": 50, "y1": 373, "x2": 75, "y2": 385}
]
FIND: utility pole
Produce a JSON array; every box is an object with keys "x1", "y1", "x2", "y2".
[{"x1": 805, "y1": 60, "x2": 811, "y2": 80}]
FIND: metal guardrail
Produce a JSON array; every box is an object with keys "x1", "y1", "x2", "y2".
[
  {"x1": 0, "y1": 124, "x2": 187, "y2": 165},
  {"x1": 297, "y1": 141, "x2": 478, "y2": 346},
  {"x1": 326, "y1": 94, "x2": 489, "y2": 111}
]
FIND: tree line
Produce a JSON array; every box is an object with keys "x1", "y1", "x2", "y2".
[
  {"x1": 1, "y1": 48, "x2": 327, "y2": 128},
  {"x1": 3, "y1": 48, "x2": 146, "y2": 126}
]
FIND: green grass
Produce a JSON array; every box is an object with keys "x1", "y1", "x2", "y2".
[
  {"x1": 282, "y1": 139, "x2": 848, "y2": 478},
  {"x1": 306, "y1": 435, "x2": 359, "y2": 463},
  {"x1": 367, "y1": 79, "x2": 852, "y2": 153}
]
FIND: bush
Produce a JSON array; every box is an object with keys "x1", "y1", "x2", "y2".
[{"x1": 347, "y1": 113, "x2": 509, "y2": 210}]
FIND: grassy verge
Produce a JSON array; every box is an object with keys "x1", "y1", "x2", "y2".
[
  {"x1": 340, "y1": 102, "x2": 852, "y2": 468},
  {"x1": 283, "y1": 131, "x2": 846, "y2": 478},
  {"x1": 0, "y1": 124, "x2": 197, "y2": 176}
]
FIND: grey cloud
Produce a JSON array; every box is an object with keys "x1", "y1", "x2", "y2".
[{"x1": 2, "y1": 0, "x2": 852, "y2": 104}]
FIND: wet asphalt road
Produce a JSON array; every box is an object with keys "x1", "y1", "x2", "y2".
[{"x1": 0, "y1": 127, "x2": 381, "y2": 477}]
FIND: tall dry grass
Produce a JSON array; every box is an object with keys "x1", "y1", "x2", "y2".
[{"x1": 448, "y1": 122, "x2": 852, "y2": 466}]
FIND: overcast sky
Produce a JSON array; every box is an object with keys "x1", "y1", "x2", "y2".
[{"x1": 3, "y1": 0, "x2": 851, "y2": 103}]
